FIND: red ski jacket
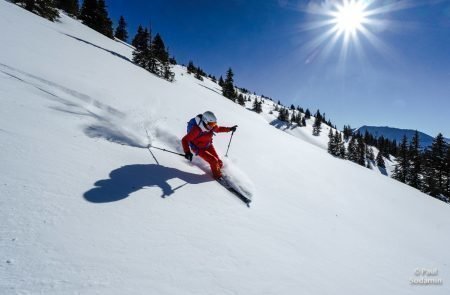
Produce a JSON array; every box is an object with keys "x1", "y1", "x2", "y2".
[{"x1": 182, "y1": 125, "x2": 231, "y2": 154}]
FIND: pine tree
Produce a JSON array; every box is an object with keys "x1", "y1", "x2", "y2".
[
  {"x1": 422, "y1": 149, "x2": 437, "y2": 197},
  {"x1": 347, "y1": 137, "x2": 357, "y2": 163},
  {"x1": 114, "y1": 16, "x2": 128, "y2": 42},
  {"x1": 301, "y1": 117, "x2": 306, "y2": 127},
  {"x1": 423, "y1": 133, "x2": 448, "y2": 198},
  {"x1": 376, "y1": 150, "x2": 385, "y2": 168},
  {"x1": 407, "y1": 130, "x2": 422, "y2": 190},
  {"x1": 338, "y1": 133, "x2": 346, "y2": 159},
  {"x1": 343, "y1": 125, "x2": 352, "y2": 141},
  {"x1": 218, "y1": 76, "x2": 224, "y2": 87},
  {"x1": 163, "y1": 47, "x2": 175, "y2": 82},
  {"x1": 222, "y1": 68, "x2": 236, "y2": 101},
  {"x1": 445, "y1": 147, "x2": 450, "y2": 199},
  {"x1": 277, "y1": 108, "x2": 289, "y2": 122},
  {"x1": 252, "y1": 99, "x2": 262, "y2": 113},
  {"x1": 96, "y1": 0, "x2": 113, "y2": 38},
  {"x1": 13, "y1": 0, "x2": 59, "y2": 21},
  {"x1": 238, "y1": 94, "x2": 245, "y2": 106},
  {"x1": 149, "y1": 33, "x2": 168, "y2": 74},
  {"x1": 328, "y1": 129, "x2": 336, "y2": 155},
  {"x1": 195, "y1": 67, "x2": 203, "y2": 81},
  {"x1": 80, "y1": 0, "x2": 98, "y2": 30},
  {"x1": 151, "y1": 33, "x2": 168, "y2": 63},
  {"x1": 290, "y1": 111, "x2": 297, "y2": 124},
  {"x1": 367, "y1": 147, "x2": 375, "y2": 162},
  {"x1": 315, "y1": 110, "x2": 322, "y2": 122},
  {"x1": 132, "y1": 25, "x2": 144, "y2": 48},
  {"x1": 334, "y1": 132, "x2": 343, "y2": 157},
  {"x1": 305, "y1": 109, "x2": 311, "y2": 119},
  {"x1": 57, "y1": 0, "x2": 79, "y2": 16},
  {"x1": 79, "y1": 0, "x2": 113, "y2": 37},
  {"x1": 187, "y1": 61, "x2": 195, "y2": 74},
  {"x1": 357, "y1": 138, "x2": 366, "y2": 166},
  {"x1": 312, "y1": 116, "x2": 321, "y2": 136},
  {"x1": 132, "y1": 27, "x2": 150, "y2": 68},
  {"x1": 392, "y1": 135, "x2": 409, "y2": 183}
]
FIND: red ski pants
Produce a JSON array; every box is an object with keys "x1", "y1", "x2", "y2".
[{"x1": 198, "y1": 145, "x2": 223, "y2": 179}]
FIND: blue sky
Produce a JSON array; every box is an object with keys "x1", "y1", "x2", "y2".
[{"x1": 106, "y1": 0, "x2": 450, "y2": 137}]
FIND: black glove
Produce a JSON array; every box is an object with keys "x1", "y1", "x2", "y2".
[
  {"x1": 230, "y1": 125, "x2": 238, "y2": 132},
  {"x1": 185, "y1": 151, "x2": 193, "y2": 162}
]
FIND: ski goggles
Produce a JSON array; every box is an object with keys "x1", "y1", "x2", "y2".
[{"x1": 206, "y1": 121, "x2": 217, "y2": 129}]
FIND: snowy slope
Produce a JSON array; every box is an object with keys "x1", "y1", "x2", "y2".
[
  {"x1": 1, "y1": 2, "x2": 449, "y2": 294},
  {"x1": 240, "y1": 95, "x2": 396, "y2": 176}
]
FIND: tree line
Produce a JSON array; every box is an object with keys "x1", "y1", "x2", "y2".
[
  {"x1": 328, "y1": 127, "x2": 449, "y2": 203},
  {"x1": 393, "y1": 132, "x2": 449, "y2": 202},
  {"x1": 12, "y1": 0, "x2": 175, "y2": 81}
]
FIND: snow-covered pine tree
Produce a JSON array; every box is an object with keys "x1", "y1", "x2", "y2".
[
  {"x1": 367, "y1": 147, "x2": 375, "y2": 162},
  {"x1": 347, "y1": 136, "x2": 357, "y2": 163},
  {"x1": 252, "y1": 98, "x2": 260, "y2": 113},
  {"x1": 291, "y1": 111, "x2": 297, "y2": 124},
  {"x1": 328, "y1": 129, "x2": 336, "y2": 156},
  {"x1": 312, "y1": 116, "x2": 321, "y2": 136},
  {"x1": 301, "y1": 117, "x2": 306, "y2": 127},
  {"x1": 334, "y1": 131, "x2": 343, "y2": 157},
  {"x1": 338, "y1": 133, "x2": 346, "y2": 159},
  {"x1": 115, "y1": 16, "x2": 128, "y2": 42},
  {"x1": 357, "y1": 138, "x2": 366, "y2": 166},
  {"x1": 132, "y1": 26, "x2": 150, "y2": 68},
  {"x1": 163, "y1": 47, "x2": 175, "y2": 82}
]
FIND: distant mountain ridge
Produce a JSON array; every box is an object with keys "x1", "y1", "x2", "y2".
[{"x1": 357, "y1": 126, "x2": 449, "y2": 148}]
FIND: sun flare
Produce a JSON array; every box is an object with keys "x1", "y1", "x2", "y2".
[{"x1": 301, "y1": 0, "x2": 409, "y2": 64}]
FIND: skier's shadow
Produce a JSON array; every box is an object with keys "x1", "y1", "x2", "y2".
[{"x1": 84, "y1": 164, "x2": 211, "y2": 203}]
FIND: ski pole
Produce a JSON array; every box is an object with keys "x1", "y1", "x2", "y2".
[
  {"x1": 225, "y1": 131, "x2": 235, "y2": 157},
  {"x1": 148, "y1": 145, "x2": 185, "y2": 157}
]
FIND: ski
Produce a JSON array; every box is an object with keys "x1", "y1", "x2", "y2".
[{"x1": 216, "y1": 177, "x2": 252, "y2": 207}]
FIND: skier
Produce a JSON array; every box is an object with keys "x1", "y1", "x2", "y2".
[{"x1": 182, "y1": 111, "x2": 237, "y2": 179}]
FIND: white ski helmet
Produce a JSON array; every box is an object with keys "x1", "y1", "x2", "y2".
[{"x1": 202, "y1": 111, "x2": 217, "y2": 129}]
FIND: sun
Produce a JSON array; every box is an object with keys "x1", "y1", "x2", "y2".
[
  {"x1": 300, "y1": 0, "x2": 409, "y2": 64},
  {"x1": 333, "y1": 1, "x2": 367, "y2": 34}
]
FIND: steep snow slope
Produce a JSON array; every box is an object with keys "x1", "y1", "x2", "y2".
[{"x1": 1, "y1": 2, "x2": 449, "y2": 294}]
